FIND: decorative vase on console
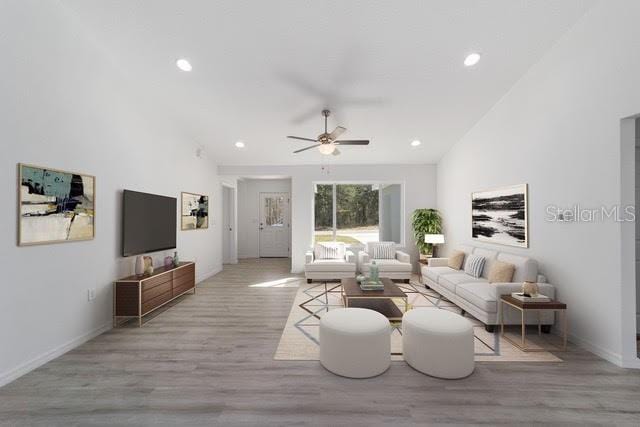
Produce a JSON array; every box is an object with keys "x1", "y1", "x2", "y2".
[
  {"x1": 173, "y1": 251, "x2": 179, "y2": 267},
  {"x1": 135, "y1": 255, "x2": 145, "y2": 276},
  {"x1": 143, "y1": 256, "x2": 154, "y2": 275},
  {"x1": 164, "y1": 256, "x2": 174, "y2": 268}
]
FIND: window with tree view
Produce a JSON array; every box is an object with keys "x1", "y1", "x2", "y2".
[{"x1": 314, "y1": 183, "x2": 402, "y2": 245}]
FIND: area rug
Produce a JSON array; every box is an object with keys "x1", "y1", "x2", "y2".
[{"x1": 274, "y1": 281, "x2": 562, "y2": 362}]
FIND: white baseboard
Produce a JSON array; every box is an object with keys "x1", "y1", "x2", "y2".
[
  {"x1": 0, "y1": 321, "x2": 112, "y2": 388},
  {"x1": 196, "y1": 266, "x2": 221, "y2": 283},
  {"x1": 567, "y1": 331, "x2": 624, "y2": 367}
]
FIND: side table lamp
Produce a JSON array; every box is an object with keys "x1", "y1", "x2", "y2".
[{"x1": 424, "y1": 234, "x2": 445, "y2": 258}]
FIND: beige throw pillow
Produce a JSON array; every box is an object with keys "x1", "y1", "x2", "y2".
[
  {"x1": 447, "y1": 250, "x2": 465, "y2": 270},
  {"x1": 488, "y1": 260, "x2": 515, "y2": 283}
]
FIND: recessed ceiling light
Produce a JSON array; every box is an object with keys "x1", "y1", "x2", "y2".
[
  {"x1": 235, "y1": 141, "x2": 245, "y2": 148},
  {"x1": 176, "y1": 58, "x2": 192, "y2": 72},
  {"x1": 464, "y1": 53, "x2": 481, "y2": 67},
  {"x1": 411, "y1": 140, "x2": 421, "y2": 147}
]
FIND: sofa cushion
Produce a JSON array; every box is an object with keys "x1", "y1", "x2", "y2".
[
  {"x1": 422, "y1": 266, "x2": 457, "y2": 283},
  {"x1": 438, "y1": 273, "x2": 486, "y2": 294},
  {"x1": 463, "y1": 255, "x2": 486, "y2": 278},
  {"x1": 472, "y1": 248, "x2": 498, "y2": 279},
  {"x1": 305, "y1": 259, "x2": 355, "y2": 273},
  {"x1": 447, "y1": 250, "x2": 465, "y2": 270},
  {"x1": 456, "y1": 282, "x2": 497, "y2": 313},
  {"x1": 314, "y1": 242, "x2": 345, "y2": 260},
  {"x1": 487, "y1": 260, "x2": 515, "y2": 283},
  {"x1": 496, "y1": 253, "x2": 538, "y2": 283},
  {"x1": 368, "y1": 242, "x2": 396, "y2": 259},
  {"x1": 362, "y1": 259, "x2": 411, "y2": 273}
]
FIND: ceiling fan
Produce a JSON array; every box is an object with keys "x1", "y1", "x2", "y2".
[{"x1": 287, "y1": 110, "x2": 370, "y2": 155}]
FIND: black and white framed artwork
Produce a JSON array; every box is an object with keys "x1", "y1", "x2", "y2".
[{"x1": 471, "y1": 184, "x2": 528, "y2": 248}]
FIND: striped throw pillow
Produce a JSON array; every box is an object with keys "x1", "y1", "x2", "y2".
[
  {"x1": 371, "y1": 242, "x2": 396, "y2": 259},
  {"x1": 464, "y1": 254, "x2": 486, "y2": 278},
  {"x1": 314, "y1": 243, "x2": 345, "y2": 260}
]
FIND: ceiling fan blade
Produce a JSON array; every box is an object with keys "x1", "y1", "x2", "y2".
[
  {"x1": 287, "y1": 136, "x2": 318, "y2": 142},
  {"x1": 293, "y1": 144, "x2": 321, "y2": 153},
  {"x1": 334, "y1": 140, "x2": 370, "y2": 145},
  {"x1": 328, "y1": 126, "x2": 347, "y2": 140},
  {"x1": 332, "y1": 148, "x2": 341, "y2": 156}
]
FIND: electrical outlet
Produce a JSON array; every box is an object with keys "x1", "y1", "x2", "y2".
[{"x1": 87, "y1": 288, "x2": 96, "y2": 302}]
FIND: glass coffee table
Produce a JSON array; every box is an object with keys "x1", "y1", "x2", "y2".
[{"x1": 341, "y1": 277, "x2": 409, "y2": 321}]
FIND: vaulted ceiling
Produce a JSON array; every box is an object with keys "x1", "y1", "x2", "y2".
[{"x1": 65, "y1": 0, "x2": 594, "y2": 165}]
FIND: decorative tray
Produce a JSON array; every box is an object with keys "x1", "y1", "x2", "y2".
[{"x1": 359, "y1": 280, "x2": 384, "y2": 291}]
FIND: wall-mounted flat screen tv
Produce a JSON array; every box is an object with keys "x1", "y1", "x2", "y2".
[{"x1": 122, "y1": 190, "x2": 176, "y2": 257}]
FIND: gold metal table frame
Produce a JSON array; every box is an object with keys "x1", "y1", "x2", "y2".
[{"x1": 500, "y1": 296, "x2": 567, "y2": 352}]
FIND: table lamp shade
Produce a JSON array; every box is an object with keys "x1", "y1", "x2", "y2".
[{"x1": 424, "y1": 234, "x2": 445, "y2": 244}]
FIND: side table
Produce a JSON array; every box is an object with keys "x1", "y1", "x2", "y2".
[{"x1": 499, "y1": 295, "x2": 567, "y2": 352}]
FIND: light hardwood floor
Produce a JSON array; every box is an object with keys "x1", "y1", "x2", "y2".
[{"x1": 1, "y1": 258, "x2": 639, "y2": 426}]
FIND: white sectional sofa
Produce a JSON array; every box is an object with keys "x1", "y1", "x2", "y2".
[
  {"x1": 358, "y1": 242, "x2": 412, "y2": 282},
  {"x1": 421, "y1": 244, "x2": 555, "y2": 332},
  {"x1": 305, "y1": 243, "x2": 357, "y2": 283}
]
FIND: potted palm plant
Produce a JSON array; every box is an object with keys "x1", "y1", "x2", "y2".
[{"x1": 411, "y1": 209, "x2": 442, "y2": 261}]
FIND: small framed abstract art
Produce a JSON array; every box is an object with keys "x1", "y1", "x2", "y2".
[
  {"x1": 181, "y1": 192, "x2": 209, "y2": 230},
  {"x1": 471, "y1": 184, "x2": 528, "y2": 248},
  {"x1": 18, "y1": 163, "x2": 95, "y2": 246}
]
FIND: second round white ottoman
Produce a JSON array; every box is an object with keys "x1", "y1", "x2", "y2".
[
  {"x1": 319, "y1": 308, "x2": 390, "y2": 378},
  {"x1": 402, "y1": 308, "x2": 474, "y2": 379}
]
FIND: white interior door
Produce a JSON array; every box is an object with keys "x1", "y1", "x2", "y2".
[
  {"x1": 223, "y1": 186, "x2": 235, "y2": 263},
  {"x1": 259, "y1": 192, "x2": 290, "y2": 257}
]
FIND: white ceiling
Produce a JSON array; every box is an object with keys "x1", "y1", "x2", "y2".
[{"x1": 64, "y1": 0, "x2": 594, "y2": 165}]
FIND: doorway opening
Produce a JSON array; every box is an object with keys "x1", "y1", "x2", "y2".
[
  {"x1": 620, "y1": 115, "x2": 640, "y2": 366},
  {"x1": 635, "y1": 118, "x2": 640, "y2": 359},
  {"x1": 236, "y1": 178, "x2": 292, "y2": 260}
]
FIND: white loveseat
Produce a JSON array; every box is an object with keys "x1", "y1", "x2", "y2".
[
  {"x1": 358, "y1": 242, "x2": 412, "y2": 282},
  {"x1": 305, "y1": 243, "x2": 356, "y2": 283},
  {"x1": 421, "y1": 244, "x2": 555, "y2": 332}
]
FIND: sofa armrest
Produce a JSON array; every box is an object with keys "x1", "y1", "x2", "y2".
[
  {"x1": 358, "y1": 251, "x2": 370, "y2": 265},
  {"x1": 345, "y1": 250, "x2": 355, "y2": 264},
  {"x1": 305, "y1": 250, "x2": 314, "y2": 264},
  {"x1": 395, "y1": 250, "x2": 410, "y2": 264},
  {"x1": 428, "y1": 257, "x2": 449, "y2": 267},
  {"x1": 491, "y1": 282, "x2": 555, "y2": 299}
]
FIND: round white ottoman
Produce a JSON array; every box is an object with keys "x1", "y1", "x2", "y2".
[
  {"x1": 402, "y1": 308, "x2": 474, "y2": 379},
  {"x1": 319, "y1": 308, "x2": 390, "y2": 378}
]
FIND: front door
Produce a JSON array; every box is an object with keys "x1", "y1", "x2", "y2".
[{"x1": 259, "y1": 192, "x2": 290, "y2": 257}]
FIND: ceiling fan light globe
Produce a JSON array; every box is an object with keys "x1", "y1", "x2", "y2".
[{"x1": 318, "y1": 143, "x2": 336, "y2": 155}]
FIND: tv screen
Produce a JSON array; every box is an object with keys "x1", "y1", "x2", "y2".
[{"x1": 122, "y1": 190, "x2": 176, "y2": 257}]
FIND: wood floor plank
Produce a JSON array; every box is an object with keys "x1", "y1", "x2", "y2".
[{"x1": 1, "y1": 258, "x2": 639, "y2": 426}]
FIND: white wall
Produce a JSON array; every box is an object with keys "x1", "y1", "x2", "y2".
[
  {"x1": 219, "y1": 164, "x2": 437, "y2": 273},
  {"x1": 237, "y1": 179, "x2": 291, "y2": 258},
  {"x1": 0, "y1": 1, "x2": 222, "y2": 386},
  {"x1": 436, "y1": 1, "x2": 640, "y2": 367}
]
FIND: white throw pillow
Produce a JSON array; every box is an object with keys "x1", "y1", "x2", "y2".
[
  {"x1": 371, "y1": 242, "x2": 396, "y2": 260},
  {"x1": 314, "y1": 242, "x2": 345, "y2": 260},
  {"x1": 464, "y1": 254, "x2": 486, "y2": 278}
]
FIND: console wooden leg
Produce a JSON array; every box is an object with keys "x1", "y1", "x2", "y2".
[{"x1": 307, "y1": 279, "x2": 312, "y2": 284}]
